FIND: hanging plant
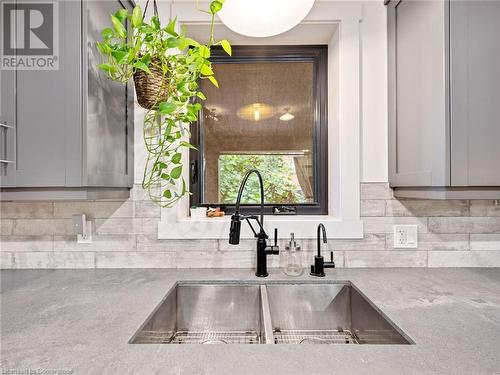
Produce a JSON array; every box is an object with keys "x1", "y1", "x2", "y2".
[{"x1": 96, "y1": 0, "x2": 231, "y2": 207}]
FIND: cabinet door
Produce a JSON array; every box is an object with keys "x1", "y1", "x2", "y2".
[
  {"x1": 14, "y1": 0, "x2": 81, "y2": 187},
  {"x1": 450, "y1": 1, "x2": 500, "y2": 186},
  {"x1": 388, "y1": 0, "x2": 450, "y2": 187},
  {"x1": 0, "y1": 68, "x2": 17, "y2": 187}
]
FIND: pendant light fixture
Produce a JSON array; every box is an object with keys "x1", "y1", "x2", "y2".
[
  {"x1": 237, "y1": 103, "x2": 274, "y2": 122},
  {"x1": 218, "y1": 0, "x2": 316, "y2": 38},
  {"x1": 279, "y1": 108, "x2": 295, "y2": 121}
]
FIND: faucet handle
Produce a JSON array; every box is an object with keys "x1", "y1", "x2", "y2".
[
  {"x1": 323, "y1": 251, "x2": 335, "y2": 269},
  {"x1": 266, "y1": 228, "x2": 279, "y2": 255}
]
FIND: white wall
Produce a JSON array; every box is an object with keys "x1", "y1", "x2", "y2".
[{"x1": 360, "y1": 1, "x2": 388, "y2": 182}]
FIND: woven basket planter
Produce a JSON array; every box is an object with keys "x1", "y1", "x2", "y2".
[{"x1": 133, "y1": 58, "x2": 169, "y2": 110}]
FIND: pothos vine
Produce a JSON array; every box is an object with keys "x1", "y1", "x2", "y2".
[{"x1": 96, "y1": 0, "x2": 231, "y2": 207}]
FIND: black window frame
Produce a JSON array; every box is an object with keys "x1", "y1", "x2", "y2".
[{"x1": 189, "y1": 45, "x2": 328, "y2": 215}]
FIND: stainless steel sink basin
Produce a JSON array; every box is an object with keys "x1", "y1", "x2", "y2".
[
  {"x1": 130, "y1": 281, "x2": 413, "y2": 345},
  {"x1": 266, "y1": 283, "x2": 412, "y2": 344},
  {"x1": 130, "y1": 283, "x2": 265, "y2": 344}
]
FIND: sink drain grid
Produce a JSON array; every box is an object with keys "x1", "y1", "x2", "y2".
[
  {"x1": 170, "y1": 330, "x2": 261, "y2": 344},
  {"x1": 273, "y1": 329, "x2": 359, "y2": 344}
]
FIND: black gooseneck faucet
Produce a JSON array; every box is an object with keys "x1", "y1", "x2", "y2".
[
  {"x1": 229, "y1": 169, "x2": 279, "y2": 277},
  {"x1": 310, "y1": 223, "x2": 335, "y2": 277}
]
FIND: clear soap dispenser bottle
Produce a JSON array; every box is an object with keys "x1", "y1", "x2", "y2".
[{"x1": 281, "y1": 233, "x2": 303, "y2": 276}]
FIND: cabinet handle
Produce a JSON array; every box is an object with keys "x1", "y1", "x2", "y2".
[
  {"x1": 0, "y1": 123, "x2": 15, "y2": 167},
  {"x1": 0, "y1": 121, "x2": 14, "y2": 129}
]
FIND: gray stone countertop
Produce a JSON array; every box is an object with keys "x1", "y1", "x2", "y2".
[{"x1": 1, "y1": 268, "x2": 500, "y2": 375}]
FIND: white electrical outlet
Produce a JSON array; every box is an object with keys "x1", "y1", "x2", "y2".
[{"x1": 393, "y1": 225, "x2": 418, "y2": 249}]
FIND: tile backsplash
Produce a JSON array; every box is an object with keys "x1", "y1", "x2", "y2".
[{"x1": 1, "y1": 183, "x2": 500, "y2": 269}]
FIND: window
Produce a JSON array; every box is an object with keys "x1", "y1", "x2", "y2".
[{"x1": 190, "y1": 45, "x2": 328, "y2": 214}]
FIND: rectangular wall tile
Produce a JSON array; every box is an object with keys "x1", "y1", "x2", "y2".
[
  {"x1": 0, "y1": 236, "x2": 53, "y2": 252},
  {"x1": 141, "y1": 218, "x2": 159, "y2": 235},
  {"x1": 176, "y1": 251, "x2": 256, "y2": 268},
  {"x1": 386, "y1": 233, "x2": 469, "y2": 251},
  {"x1": 54, "y1": 201, "x2": 133, "y2": 219},
  {"x1": 345, "y1": 251, "x2": 427, "y2": 268},
  {"x1": 218, "y1": 238, "x2": 306, "y2": 253},
  {"x1": 11, "y1": 219, "x2": 73, "y2": 236},
  {"x1": 94, "y1": 218, "x2": 156, "y2": 235},
  {"x1": 134, "y1": 201, "x2": 161, "y2": 218},
  {"x1": 428, "y1": 250, "x2": 500, "y2": 267},
  {"x1": 361, "y1": 200, "x2": 386, "y2": 217},
  {"x1": 218, "y1": 239, "x2": 258, "y2": 252},
  {"x1": 0, "y1": 252, "x2": 13, "y2": 268},
  {"x1": 386, "y1": 199, "x2": 469, "y2": 217},
  {"x1": 301, "y1": 250, "x2": 345, "y2": 268},
  {"x1": 302, "y1": 234, "x2": 386, "y2": 251},
  {"x1": 0, "y1": 220, "x2": 14, "y2": 235},
  {"x1": 95, "y1": 251, "x2": 176, "y2": 268},
  {"x1": 53, "y1": 234, "x2": 137, "y2": 252},
  {"x1": 132, "y1": 184, "x2": 160, "y2": 201},
  {"x1": 9, "y1": 252, "x2": 95, "y2": 269},
  {"x1": 363, "y1": 217, "x2": 428, "y2": 233},
  {"x1": 470, "y1": 234, "x2": 500, "y2": 250},
  {"x1": 360, "y1": 183, "x2": 393, "y2": 200},
  {"x1": 0, "y1": 202, "x2": 53, "y2": 219},
  {"x1": 137, "y1": 234, "x2": 217, "y2": 252},
  {"x1": 429, "y1": 217, "x2": 500, "y2": 234},
  {"x1": 470, "y1": 200, "x2": 500, "y2": 217}
]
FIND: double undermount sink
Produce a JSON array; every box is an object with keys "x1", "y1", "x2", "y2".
[{"x1": 130, "y1": 281, "x2": 413, "y2": 345}]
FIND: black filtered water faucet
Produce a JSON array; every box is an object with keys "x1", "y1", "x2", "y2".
[
  {"x1": 229, "y1": 169, "x2": 279, "y2": 277},
  {"x1": 310, "y1": 223, "x2": 335, "y2": 277}
]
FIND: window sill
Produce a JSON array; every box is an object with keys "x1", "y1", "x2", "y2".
[{"x1": 157, "y1": 215, "x2": 363, "y2": 239}]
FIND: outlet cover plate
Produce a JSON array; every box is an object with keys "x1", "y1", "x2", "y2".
[
  {"x1": 393, "y1": 225, "x2": 418, "y2": 249},
  {"x1": 77, "y1": 221, "x2": 93, "y2": 244}
]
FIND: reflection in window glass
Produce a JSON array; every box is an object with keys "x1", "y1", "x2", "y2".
[{"x1": 200, "y1": 61, "x2": 315, "y2": 205}]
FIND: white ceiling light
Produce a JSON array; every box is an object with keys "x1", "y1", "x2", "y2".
[
  {"x1": 237, "y1": 103, "x2": 274, "y2": 122},
  {"x1": 218, "y1": 0, "x2": 316, "y2": 38},
  {"x1": 279, "y1": 108, "x2": 295, "y2": 121}
]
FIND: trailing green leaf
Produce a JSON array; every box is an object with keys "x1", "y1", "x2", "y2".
[
  {"x1": 114, "y1": 8, "x2": 128, "y2": 23},
  {"x1": 98, "y1": 63, "x2": 117, "y2": 74},
  {"x1": 131, "y1": 6, "x2": 142, "y2": 28},
  {"x1": 101, "y1": 27, "x2": 114, "y2": 40},
  {"x1": 170, "y1": 166, "x2": 182, "y2": 179},
  {"x1": 207, "y1": 75, "x2": 219, "y2": 87},
  {"x1": 166, "y1": 37, "x2": 180, "y2": 49},
  {"x1": 220, "y1": 39, "x2": 232, "y2": 56},
  {"x1": 165, "y1": 17, "x2": 178, "y2": 36},
  {"x1": 172, "y1": 153, "x2": 182, "y2": 164},
  {"x1": 159, "y1": 101, "x2": 176, "y2": 114},
  {"x1": 110, "y1": 15, "x2": 126, "y2": 38},
  {"x1": 210, "y1": 1, "x2": 223, "y2": 14},
  {"x1": 200, "y1": 64, "x2": 214, "y2": 76},
  {"x1": 133, "y1": 61, "x2": 151, "y2": 74},
  {"x1": 199, "y1": 45, "x2": 210, "y2": 58}
]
